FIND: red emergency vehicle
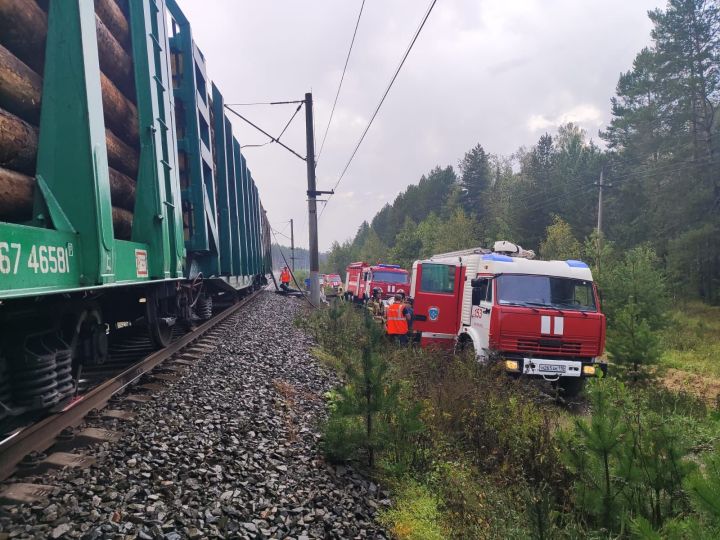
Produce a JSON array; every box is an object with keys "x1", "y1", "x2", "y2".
[
  {"x1": 409, "y1": 241, "x2": 606, "y2": 396},
  {"x1": 345, "y1": 262, "x2": 410, "y2": 302}
]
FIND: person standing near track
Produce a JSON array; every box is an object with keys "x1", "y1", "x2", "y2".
[
  {"x1": 385, "y1": 292, "x2": 411, "y2": 345},
  {"x1": 367, "y1": 287, "x2": 384, "y2": 322},
  {"x1": 280, "y1": 266, "x2": 291, "y2": 289}
]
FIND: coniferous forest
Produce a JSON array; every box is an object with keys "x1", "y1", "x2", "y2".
[{"x1": 323, "y1": 0, "x2": 720, "y2": 305}]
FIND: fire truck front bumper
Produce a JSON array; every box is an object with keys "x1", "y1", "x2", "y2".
[{"x1": 503, "y1": 357, "x2": 607, "y2": 379}]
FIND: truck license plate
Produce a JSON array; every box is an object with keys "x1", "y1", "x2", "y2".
[{"x1": 539, "y1": 364, "x2": 565, "y2": 373}]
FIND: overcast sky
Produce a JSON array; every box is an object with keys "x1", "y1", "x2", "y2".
[{"x1": 175, "y1": 0, "x2": 664, "y2": 251}]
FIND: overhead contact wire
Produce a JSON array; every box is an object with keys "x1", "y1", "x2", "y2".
[
  {"x1": 320, "y1": 0, "x2": 439, "y2": 218},
  {"x1": 315, "y1": 0, "x2": 367, "y2": 169}
]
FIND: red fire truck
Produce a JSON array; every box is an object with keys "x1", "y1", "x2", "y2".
[
  {"x1": 345, "y1": 262, "x2": 410, "y2": 302},
  {"x1": 409, "y1": 241, "x2": 607, "y2": 396}
]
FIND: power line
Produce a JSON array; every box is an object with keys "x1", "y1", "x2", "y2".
[
  {"x1": 277, "y1": 103, "x2": 304, "y2": 142},
  {"x1": 320, "y1": 0, "x2": 439, "y2": 218},
  {"x1": 315, "y1": 0, "x2": 366, "y2": 169},
  {"x1": 225, "y1": 100, "x2": 304, "y2": 106},
  {"x1": 273, "y1": 220, "x2": 291, "y2": 237},
  {"x1": 271, "y1": 227, "x2": 291, "y2": 242},
  {"x1": 225, "y1": 105, "x2": 306, "y2": 161}
]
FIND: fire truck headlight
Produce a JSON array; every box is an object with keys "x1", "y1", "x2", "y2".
[
  {"x1": 583, "y1": 365, "x2": 597, "y2": 376},
  {"x1": 504, "y1": 360, "x2": 520, "y2": 372}
]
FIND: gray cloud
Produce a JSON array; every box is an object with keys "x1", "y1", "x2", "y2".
[{"x1": 175, "y1": 0, "x2": 663, "y2": 251}]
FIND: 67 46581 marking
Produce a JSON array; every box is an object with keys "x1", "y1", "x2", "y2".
[{"x1": 0, "y1": 242, "x2": 72, "y2": 275}]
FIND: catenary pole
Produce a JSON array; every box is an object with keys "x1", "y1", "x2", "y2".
[
  {"x1": 290, "y1": 218, "x2": 295, "y2": 272},
  {"x1": 305, "y1": 93, "x2": 320, "y2": 305}
]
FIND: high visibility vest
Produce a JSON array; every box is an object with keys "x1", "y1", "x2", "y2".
[
  {"x1": 280, "y1": 270, "x2": 290, "y2": 283},
  {"x1": 386, "y1": 303, "x2": 408, "y2": 335}
]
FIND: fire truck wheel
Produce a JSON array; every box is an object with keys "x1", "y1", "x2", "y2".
[
  {"x1": 455, "y1": 335, "x2": 475, "y2": 356},
  {"x1": 559, "y1": 378, "x2": 585, "y2": 399}
]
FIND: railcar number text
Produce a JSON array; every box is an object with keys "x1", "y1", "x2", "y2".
[{"x1": 0, "y1": 242, "x2": 72, "y2": 275}]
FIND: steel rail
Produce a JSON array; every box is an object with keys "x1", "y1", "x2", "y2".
[{"x1": 0, "y1": 291, "x2": 261, "y2": 481}]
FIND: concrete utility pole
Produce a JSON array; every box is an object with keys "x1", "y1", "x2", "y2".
[
  {"x1": 596, "y1": 168, "x2": 604, "y2": 237},
  {"x1": 595, "y1": 168, "x2": 611, "y2": 277},
  {"x1": 305, "y1": 93, "x2": 320, "y2": 305},
  {"x1": 289, "y1": 218, "x2": 295, "y2": 272}
]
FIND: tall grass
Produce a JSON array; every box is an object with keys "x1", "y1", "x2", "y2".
[{"x1": 660, "y1": 301, "x2": 720, "y2": 378}]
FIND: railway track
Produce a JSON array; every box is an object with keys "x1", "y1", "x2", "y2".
[{"x1": 0, "y1": 290, "x2": 261, "y2": 486}]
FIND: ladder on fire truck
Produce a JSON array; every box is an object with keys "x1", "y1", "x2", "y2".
[{"x1": 431, "y1": 241, "x2": 536, "y2": 261}]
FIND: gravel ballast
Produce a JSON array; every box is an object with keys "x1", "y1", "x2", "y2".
[{"x1": 0, "y1": 291, "x2": 390, "y2": 539}]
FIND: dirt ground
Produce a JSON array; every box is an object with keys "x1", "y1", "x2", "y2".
[{"x1": 661, "y1": 368, "x2": 720, "y2": 407}]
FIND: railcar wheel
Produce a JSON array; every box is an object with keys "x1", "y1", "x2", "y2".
[
  {"x1": 70, "y1": 308, "x2": 108, "y2": 366},
  {"x1": 147, "y1": 291, "x2": 175, "y2": 348},
  {"x1": 0, "y1": 355, "x2": 11, "y2": 419},
  {"x1": 195, "y1": 294, "x2": 213, "y2": 321}
]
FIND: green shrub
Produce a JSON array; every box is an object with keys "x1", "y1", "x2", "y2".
[
  {"x1": 379, "y1": 481, "x2": 447, "y2": 540},
  {"x1": 685, "y1": 449, "x2": 720, "y2": 526},
  {"x1": 321, "y1": 414, "x2": 365, "y2": 463},
  {"x1": 429, "y1": 461, "x2": 531, "y2": 540}
]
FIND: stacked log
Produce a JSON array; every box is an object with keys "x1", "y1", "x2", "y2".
[
  {"x1": 0, "y1": 0, "x2": 140, "y2": 239},
  {"x1": 0, "y1": 166, "x2": 134, "y2": 232}
]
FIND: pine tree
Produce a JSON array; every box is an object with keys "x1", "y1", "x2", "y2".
[
  {"x1": 333, "y1": 312, "x2": 400, "y2": 467},
  {"x1": 563, "y1": 380, "x2": 629, "y2": 530},
  {"x1": 358, "y1": 229, "x2": 389, "y2": 264},
  {"x1": 604, "y1": 246, "x2": 669, "y2": 377},
  {"x1": 391, "y1": 218, "x2": 421, "y2": 269},
  {"x1": 539, "y1": 216, "x2": 582, "y2": 260},
  {"x1": 459, "y1": 144, "x2": 492, "y2": 218},
  {"x1": 434, "y1": 209, "x2": 481, "y2": 253}
]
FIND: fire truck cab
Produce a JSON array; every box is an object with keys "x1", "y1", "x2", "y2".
[
  {"x1": 345, "y1": 262, "x2": 410, "y2": 302},
  {"x1": 410, "y1": 241, "x2": 607, "y2": 395}
]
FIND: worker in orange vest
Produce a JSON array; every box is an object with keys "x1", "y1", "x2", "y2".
[
  {"x1": 385, "y1": 292, "x2": 411, "y2": 345},
  {"x1": 280, "y1": 267, "x2": 291, "y2": 288}
]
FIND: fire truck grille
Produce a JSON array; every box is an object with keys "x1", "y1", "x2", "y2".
[{"x1": 516, "y1": 338, "x2": 582, "y2": 355}]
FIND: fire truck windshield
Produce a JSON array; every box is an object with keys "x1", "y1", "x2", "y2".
[
  {"x1": 372, "y1": 271, "x2": 408, "y2": 284},
  {"x1": 496, "y1": 274, "x2": 596, "y2": 311}
]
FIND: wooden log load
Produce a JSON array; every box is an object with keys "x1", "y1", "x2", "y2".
[
  {"x1": 105, "y1": 128, "x2": 139, "y2": 177},
  {"x1": 0, "y1": 0, "x2": 138, "y2": 238},
  {"x1": 0, "y1": 0, "x2": 136, "y2": 103},
  {"x1": 0, "y1": 107, "x2": 136, "y2": 210},
  {"x1": 0, "y1": 166, "x2": 133, "y2": 238},
  {"x1": 0, "y1": 0, "x2": 46, "y2": 73},
  {"x1": 0, "y1": 0, "x2": 139, "y2": 145},
  {"x1": 0, "y1": 106, "x2": 35, "y2": 173},
  {"x1": 95, "y1": 14, "x2": 135, "y2": 99},
  {"x1": 95, "y1": 0, "x2": 131, "y2": 52},
  {"x1": 0, "y1": 34, "x2": 139, "y2": 173},
  {"x1": 0, "y1": 42, "x2": 41, "y2": 123}
]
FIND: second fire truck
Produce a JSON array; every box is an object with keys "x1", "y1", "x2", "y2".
[{"x1": 345, "y1": 262, "x2": 410, "y2": 302}]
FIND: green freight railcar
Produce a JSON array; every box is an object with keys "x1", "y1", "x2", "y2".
[{"x1": 0, "y1": 0, "x2": 271, "y2": 418}]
